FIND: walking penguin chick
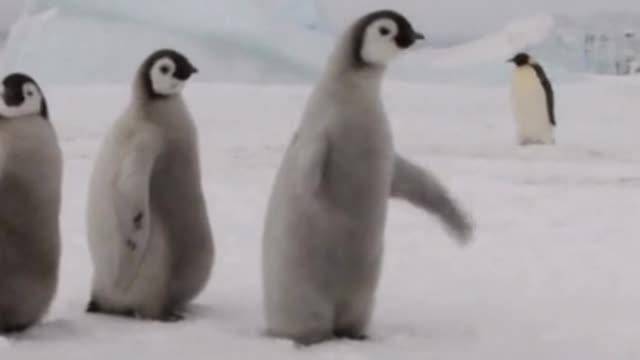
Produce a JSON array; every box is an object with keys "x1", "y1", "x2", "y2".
[
  {"x1": 262, "y1": 10, "x2": 474, "y2": 345},
  {"x1": 0, "y1": 73, "x2": 62, "y2": 333},
  {"x1": 86, "y1": 49, "x2": 214, "y2": 321},
  {"x1": 508, "y1": 52, "x2": 556, "y2": 145}
]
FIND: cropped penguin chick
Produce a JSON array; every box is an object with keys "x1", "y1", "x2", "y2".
[
  {"x1": 86, "y1": 49, "x2": 213, "y2": 322},
  {"x1": 508, "y1": 52, "x2": 556, "y2": 145},
  {"x1": 0, "y1": 73, "x2": 48, "y2": 119},
  {"x1": 262, "y1": 10, "x2": 472, "y2": 346},
  {"x1": 0, "y1": 73, "x2": 62, "y2": 333}
]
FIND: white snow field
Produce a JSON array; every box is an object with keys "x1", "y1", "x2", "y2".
[{"x1": 0, "y1": 74, "x2": 639, "y2": 359}]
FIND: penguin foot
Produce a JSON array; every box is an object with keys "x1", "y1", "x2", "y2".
[
  {"x1": 287, "y1": 331, "x2": 334, "y2": 347},
  {"x1": 1, "y1": 324, "x2": 29, "y2": 334},
  {"x1": 86, "y1": 300, "x2": 102, "y2": 313},
  {"x1": 159, "y1": 311, "x2": 184, "y2": 323},
  {"x1": 121, "y1": 309, "x2": 141, "y2": 319},
  {"x1": 333, "y1": 329, "x2": 369, "y2": 341},
  {"x1": 86, "y1": 301, "x2": 141, "y2": 320}
]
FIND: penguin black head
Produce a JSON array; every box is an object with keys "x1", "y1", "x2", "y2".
[
  {"x1": 351, "y1": 10, "x2": 425, "y2": 68},
  {"x1": 508, "y1": 52, "x2": 532, "y2": 67},
  {"x1": 0, "y1": 73, "x2": 48, "y2": 120},
  {"x1": 141, "y1": 49, "x2": 198, "y2": 99}
]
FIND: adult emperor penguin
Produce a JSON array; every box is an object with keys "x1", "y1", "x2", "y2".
[
  {"x1": 262, "y1": 10, "x2": 474, "y2": 345},
  {"x1": 508, "y1": 52, "x2": 556, "y2": 145},
  {"x1": 86, "y1": 49, "x2": 214, "y2": 321},
  {"x1": 0, "y1": 73, "x2": 62, "y2": 333}
]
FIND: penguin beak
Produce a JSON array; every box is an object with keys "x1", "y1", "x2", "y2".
[
  {"x1": 507, "y1": 57, "x2": 515, "y2": 63},
  {"x1": 413, "y1": 31, "x2": 426, "y2": 41}
]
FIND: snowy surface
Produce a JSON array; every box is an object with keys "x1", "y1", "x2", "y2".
[
  {"x1": 4, "y1": 1, "x2": 640, "y2": 85},
  {"x1": 1, "y1": 76, "x2": 639, "y2": 359}
]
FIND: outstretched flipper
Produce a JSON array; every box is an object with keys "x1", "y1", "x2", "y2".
[
  {"x1": 112, "y1": 134, "x2": 161, "y2": 290},
  {"x1": 391, "y1": 155, "x2": 473, "y2": 245}
]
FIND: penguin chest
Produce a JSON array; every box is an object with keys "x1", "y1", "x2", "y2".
[
  {"x1": 326, "y1": 115, "x2": 394, "y2": 218},
  {"x1": 510, "y1": 68, "x2": 552, "y2": 139}
]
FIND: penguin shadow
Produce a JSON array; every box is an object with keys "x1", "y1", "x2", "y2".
[
  {"x1": 377, "y1": 321, "x2": 478, "y2": 348},
  {"x1": 182, "y1": 303, "x2": 227, "y2": 322},
  {"x1": 81, "y1": 301, "x2": 253, "y2": 335},
  {"x1": 3, "y1": 318, "x2": 82, "y2": 343},
  {"x1": 256, "y1": 331, "x2": 375, "y2": 352}
]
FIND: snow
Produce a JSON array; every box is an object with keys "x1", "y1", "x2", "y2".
[
  {"x1": 3, "y1": 1, "x2": 640, "y2": 86},
  {"x1": 0, "y1": 2, "x2": 576, "y2": 85},
  {"x1": 1, "y1": 0, "x2": 332, "y2": 84},
  {"x1": 1, "y1": 75, "x2": 639, "y2": 359}
]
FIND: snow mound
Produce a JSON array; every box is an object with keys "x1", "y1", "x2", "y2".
[
  {"x1": 427, "y1": 14, "x2": 554, "y2": 68},
  {"x1": 0, "y1": 7, "x2": 560, "y2": 86},
  {"x1": 4, "y1": 4, "x2": 638, "y2": 85},
  {"x1": 2, "y1": 1, "x2": 333, "y2": 84}
]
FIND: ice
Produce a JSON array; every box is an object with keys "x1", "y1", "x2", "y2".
[
  {"x1": 2, "y1": 0, "x2": 333, "y2": 84},
  {"x1": 279, "y1": 0, "x2": 329, "y2": 31},
  {"x1": 528, "y1": 12, "x2": 640, "y2": 75},
  {"x1": 0, "y1": 76, "x2": 639, "y2": 359},
  {"x1": 3, "y1": 1, "x2": 640, "y2": 85},
  {"x1": 0, "y1": 3, "x2": 560, "y2": 85}
]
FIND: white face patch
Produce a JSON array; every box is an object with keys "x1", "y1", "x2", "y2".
[
  {"x1": 0, "y1": 82, "x2": 43, "y2": 118},
  {"x1": 149, "y1": 57, "x2": 186, "y2": 96},
  {"x1": 360, "y1": 18, "x2": 402, "y2": 66}
]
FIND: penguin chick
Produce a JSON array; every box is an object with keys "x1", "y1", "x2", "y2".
[
  {"x1": 262, "y1": 10, "x2": 473, "y2": 346},
  {"x1": 0, "y1": 73, "x2": 62, "y2": 333},
  {"x1": 86, "y1": 49, "x2": 213, "y2": 322}
]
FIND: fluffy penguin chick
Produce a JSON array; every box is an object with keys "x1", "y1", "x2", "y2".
[
  {"x1": 86, "y1": 49, "x2": 214, "y2": 321},
  {"x1": 262, "y1": 10, "x2": 474, "y2": 346},
  {"x1": 509, "y1": 52, "x2": 556, "y2": 145},
  {"x1": 0, "y1": 73, "x2": 62, "y2": 333}
]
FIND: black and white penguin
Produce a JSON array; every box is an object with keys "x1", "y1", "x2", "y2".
[{"x1": 508, "y1": 52, "x2": 556, "y2": 145}]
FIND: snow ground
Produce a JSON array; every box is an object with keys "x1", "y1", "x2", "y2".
[{"x1": 1, "y1": 77, "x2": 640, "y2": 359}]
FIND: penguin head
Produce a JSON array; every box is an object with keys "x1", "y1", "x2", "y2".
[
  {"x1": 508, "y1": 52, "x2": 532, "y2": 67},
  {"x1": 351, "y1": 10, "x2": 425, "y2": 68},
  {"x1": 0, "y1": 73, "x2": 48, "y2": 120},
  {"x1": 141, "y1": 49, "x2": 198, "y2": 99}
]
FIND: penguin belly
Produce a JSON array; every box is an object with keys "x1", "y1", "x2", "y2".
[
  {"x1": 88, "y1": 196, "x2": 172, "y2": 319},
  {"x1": 511, "y1": 68, "x2": 554, "y2": 145},
  {"x1": 262, "y1": 124, "x2": 393, "y2": 343}
]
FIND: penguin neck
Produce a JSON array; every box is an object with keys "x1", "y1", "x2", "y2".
[
  {"x1": 129, "y1": 79, "x2": 186, "y2": 124},
  {"x1": 324, "y1": 53, "x2": 385, "y2": 94},
  {"x1": 131, "y1": 72, "x2": 184, "y2": 108}
]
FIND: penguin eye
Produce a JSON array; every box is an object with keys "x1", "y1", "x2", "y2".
[
  {"x1": 379, "y1": 26, "x2": 390, "y2": 36},
  {"x1": 159, "y1": 65, "x2": 171, "y2": 75},
  {"x1": 26, "y1": 90, "x2": 34, "y2": 97}
]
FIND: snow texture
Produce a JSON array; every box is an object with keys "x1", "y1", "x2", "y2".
[
  {"x1": 3, "y1": 2, "x2": 640, "y2": 85},
  {"x1": 1, "y1": 0, "x2": 333, "y2": 84},
  {"x1": 0, "y1": 76, "x2": 639, "y2": 359}
]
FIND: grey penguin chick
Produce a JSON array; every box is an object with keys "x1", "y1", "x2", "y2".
[
  {"x1": 0, "y1": 73, "x2": 63, "y2": 333},
  {"x1": 86, "y1": 49, "x2": 214, "y2": 321},
  {"x1": 262, "y1": 10, "x2": 474, "y2": 345}
]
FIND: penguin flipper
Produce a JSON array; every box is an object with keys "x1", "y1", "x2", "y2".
[
  {"x1": 112, "y1": 135, "x2": 159, "y2": 290},
  {"x1": 390, "y1": 154, "x2": 474, "y2": 245}
]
